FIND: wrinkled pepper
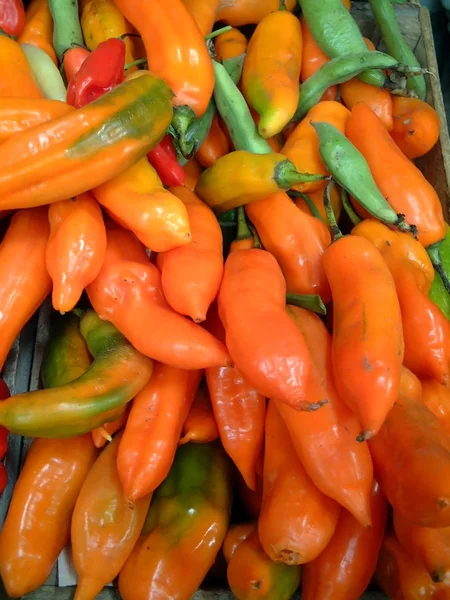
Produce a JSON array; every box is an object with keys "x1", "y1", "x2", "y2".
[
  {"x1": 0, "y1": 97, "x2": 72, "y2": 143},
  {"x1": 118, "y1": 442, "x2": 233, "y2": 600},
  {"x1": 117, "y1": 362, "x2": 202, "y2": 500},
  {"x1": 71, "y1": 433, "x2": 152, "y2": 600},
  {"x1": 180, "y1": 382, "x2": 219, "y2": 444},
  {"x1": 18, "y1": 0, "x2": 57, "y2": 65},
  {"x1": 218, "y1": 248, "x2": 315, "y2": 411},
  {"x1": 156, "y1": 186, "x2": 223, "y2": 323},
  {"x1": 147, "y1": 134, "x2": 185, "y2": 187},
  {"x1": 87, "y1": 225, "x2": 230, "y2": 369},
  {"x1": 0, "y1": 207, "x2": 51, "y2": 373},
  {"x1": 259, "y1": 400, "x2": 340, "y2": 565},
  {"x1": 46, "y1": 192, "x2": 107, "y2": 313},
  {"x1": 241, "y1": 9, "x2": 302, "y2": 138},
  {"x1": 0, "y1": 34, "x2": 43, "y2": 99},
  {"x1": 391, "y1": 96, "x2": 440, "y2": 159},
  {"x1": 0, "y1": 73, "x2": 173, "y2": 210},
  {"x1": 0, "y1": 310, "x2": 153, "y2": 437}
]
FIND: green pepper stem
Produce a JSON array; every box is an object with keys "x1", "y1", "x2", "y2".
[
  {"x1": 427, "y1": 243, "x2": 450, "y2": 296},
  {"x1": 323, "y1": 181, "x2": 343, "y2": 242},
  {"x1": 289, "y1": 191, "x2": 324, "y2": 222},
  {"x1": 235, "y1": 206, "x2": 253, "y2": 242},
  {"x1": 341, "y1": 188, "x2": 362, "y2": 226},
  {"x1": 205, "y1": 26, "x2": 232, "y2": 41},
  {"x1": 249, "y1": 225, "x2": 262, "y2": 249},
  {"x1": 124, "y1": 57, "x2": 148, "y2": 70},
  {"x1": 286, "y1": 293, "x2": 327, "y2": 316},
  {"x1": 277, "y1": 160, "x2": 328, "y2": 188},
  {"x1": 279, "y1": 0, "x2": 287, "y2": 9}
]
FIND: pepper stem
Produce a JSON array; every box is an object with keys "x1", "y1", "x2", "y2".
[
  {"x1": 289, "y1": 191, "x2": 324, "y2": 222},
  {"x1": 97, "y1": 426, "x2": 113, "y2": 443},
  {"x1": 277, "y1": 159, "x2": 328, "y2": 188},
  {"x1": 427, "y1": 243, "x2": 450, "y2": 296},
  {"x1": 124, "y1": 57, "x2": 147, "y2": 70},
  {"x1": 323, "y1": 181, "x2": 343, "y2": 241},
  {"x1": 249, "y1": 225, "x2": 262, "y2": 249},
  {"x1": 341, "y1": 188, "x2": 362, "y2": 226},
  {"x1": 205, "y1": 26, "x2": 232, "y2": 41},
  {"x1": 236, "y1": 206, "x2": 253, "y2": 242},
  {"x1": 286, "y1": 293, "x2": 327, "y2": 315},
  {"x1": 279, "y1": 0, "x2": 287, "y2": 9}
]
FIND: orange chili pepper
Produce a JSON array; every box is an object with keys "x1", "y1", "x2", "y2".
[
  {"x1": 278, "y1": 306, "x2": 374, "y2": 526},
  {"x1": 400, "y1": 365, "x2": 423, "y2": 401},
  {"x1": 227, "y1": 529, "x2": 301, "y2": 600},
  {"x1": 282, "y1": 101, "x2": 351, "y2": 193},
  {"x1": 87, "y1": 225, "x2": 230, "y2": 369},
  {"x1": 63, "y1": 46, "x2": 90, "y2": 82},
  {"x1": 346, "y1": 102, "x2": 446, "y2": 248},
  {"x1": 93, "y1": 158, "x2": 191, "y2": 253},
  {"x1": 300, "y1": 19, "x2": 337, "y2": 101},
  {"x1": 258, "y1": 400, "x2": 341, "y2": 564},
  {"x1": 0, "y1": 207, "x2": 51, "y2": 372},
  {"x1": 181, "y1": 0, "x2": 221, "y2": 36},
  {"x1": 323, "y1": 226, "x2": 404, "y2": 439},
  {"x1": 180, "y1": 381, "x2": 219, "y2": 444},
  {"x1": 156, "y1": 186, "x2": 223, "y2": 323},
  {"x1": 223, "y1": 523, "x2": 257, "y2": 564},
  {"x1": 0, "y1": 34, "x2": 43, "y2": 98},
  {"x1": 71, "y1": 433, "x2": 151, "y2": 600},
  {"x1": 242, "y1": 9, "x2": 302, "y2": 138},
  {"x1": 302, "y1": 482, "x2": 388, "y2": 600},
  {"x1": 183, "y1": 157, "x2": 203, "y2": 191},
  {"x1": 117, "y1": 363, "x2": 202, "y2": 499},
  {"x1": 369, "y1": 394, "x2": 450, "y2": 528},
  {"x1": 46, "y1": 192, "x2": 107, "y2": 313},
  {"x1": 91, "y1": 405, "x2": 130, "y2": 448},
  {"x1": 421, "y1": 379, "x2": 450, "y2": 435},
  {"x1": 113, "y1": 0, "x2": 214, "y2": 117},
  {"x1": 0, "y1": 436, "x2": 97, "y2": 598},
  {"x1": 18, "y1": 0, "x2": 57, "y2": 64},
  {"x1": 352, "y1": 219, "x2": 450, "y2": 387},
  {"x1": 391, "y1": 96, "x2": 441, "y2": 159},
  {"x1": 216, "y1": 0, "x2": 296, "y2": 27},
  {"x1": 196, "y1": 115, "x2": 231, "y2": 168},
  {"x1": 205, "y1": 306, "x2": 266, "y2": 490},
  {"x1": 0, "y1": 97, "x2": 72, "y2": 143},
  {"x1": 376, "y1": 534, "x2": 436, "y2": 600},
  {"x1": 218, "y1": 248, "x2": 313, "y2": 411},
  {"x1": 394, "y1": 510, "x2": 450, "y2": 584},
  {"x1": 249, "y1": 108, "x2": 284, "y2": 152},
  {"x1": 214, "y1": 26, "x2": 247, "y2": 63},
  {"x1": 294, "y1": 182, "x2": 342, "y2": 224},
  {"x1": 246, "y1": 191, "x2": 332, "y2": 303}
]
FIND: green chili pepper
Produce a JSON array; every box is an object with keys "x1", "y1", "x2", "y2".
[
  {"x1": 212, "y1": 59, "x2": 272, "y2": 154},
  {"x1": 49, "y1": 0, "x2": 84, "y2": 62},
  {"x1": 298, "y1": 0, "x2": 385, "y2": 87},
  {"x1": 173, "y1": 100, "x2": 216, "y2": 159},
  {"x1": 21, "y1": 44, "x2": 67, "y2": 102},
  {"x1": 0, "y1": 310, "x2": 153, "y2": 438},
  {"x1": 293, "y1": 51, "x2": 425, "y2": 122},
  {"x1": 368, "y1": 0, "x2": 426, "y2": 100},
  {"x1": 311, "y1": 121, "x2": 415, "y2": 235},
  {"x1": 429, "y1": 224, "x2": 450, "y2": 318}
]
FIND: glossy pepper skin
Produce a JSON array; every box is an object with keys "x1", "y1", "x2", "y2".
[
  {"x1": 87, "y1": 225, "x2": 230, "y2": 369},
  {"x1": 400, "y1": 366, "x2": 423, "y2": 402},
  {"x1": 282, "y1": 101, "x2": 351, "y2": 194},
  {"x1": 421, "y1": 379, "x2": 450, "y2": 436},
  {"x1": 391, "y1": 96, "x2": 441, "y2": 159},
  {"x1": 184, "y1": 158, "x2": 203, "y2": 191},
  {"x1": 18, "y1": 0, "x2": 57, "y2": 64},
  {"x1": 216, "y1": 0, "x2": 296, "y2": 27},
  {"x1": 369, "y1": 394, "x2": 450, "y2": 528},
  {"x1": 300, "y1": 19, "x2": 337, "y2": 101},
  {"x1": 0, "y1": 73, "x2": 173, "y2": 210},
  {"x1": 218, "y1": 248, "x2": 313, "y2": 410},
  {"x1": 46, "y1": 192, "x2": 107, "y2": 313},
  {"x1": 227, "y1": 530, "x2": 301, "y2": 600},
  {"x1": 346, "y1": 102, "x2": 445, "y2": 248},
  {"x1": 302, "y1": 482, "x2": 388, "y2": 600},
  {"x1": 113, "y1": 0, "x2": 214, "y2": 117},
  {"x1": 0, "y1": 97, "x2": 72, "y2": 143},
  {"x1": 63, "y1": 46, "x2": 90, "y2": 82},
  {"x1": 71, "y1": 433, "x2": 152, "y2": 600},
  {"x1": 0, "y1": 315, "x2": 97, "y2": 598},
  {"x1": 66, "y1": 38, "x2": 126, "y2": 108},
  {"x1": 205, "y1": 307, "x2": 266, "y2": 491},
  {"x1": 196, "y1": 115, "x2": 231, "y2": 168},
  {"x1": 119, "y1": 442, "x2": 233, "y2": 600},
  {"x1": 0, "y1": 310, "x2": 153, "y2": 438},
  {"x1": 223, "y1": 523, "x2": 257, "y2": 564},
  {"x1": 0, "y1": 0, "x2": 25, "y2": 37},
  {"x1": 0, "y1": 207, "x2": 51, "y2": 372},
  {"x1": 180, "y1": 383, "x2": 219, "y2": 444},
  {"x1": 147, "y1": 134, "x2": 185, "y2": 187},
  {"x1": 157, "y1": 186, "x2": 223, "y2": 323},
  {"x1": 242, "y1": 9, "x2": 302, "y2": 138},
  {"x1": 279, "y1": 306, "x2": 374, "y2": 527},
  {"x1": 259, "y1": 400, "x2": 340, "y2": 565},
  {"x1": 91, "y1": 405, "x2": 130, "y2": 448},
  {"x1": 117, "y1": 363, "x2": 202, "y2": 500},
  {"x1": 246, "y1": 192, "x2": 331, "y2": 303},
  {"x1": 0, "y1": 34, "x2": 43, "y2": 98},
  {"x1": 352, "y1": 219, "x2": 450, "y2": 387},
  {"x1": 181, "y1": 0, "x2": 220, "y2": 36},
  {"x1": 94, "y1": 158, "x2": 191, "y2": 253},
  {"x1": 323, "y1": 233, "x2": 404, "y2": 439}
]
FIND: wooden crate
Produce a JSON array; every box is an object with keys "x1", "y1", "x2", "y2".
[{"x1": 1, "y1": 3, "x2": 449, "y2": 599}]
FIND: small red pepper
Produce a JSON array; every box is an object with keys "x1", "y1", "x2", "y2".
[
  {"x1": 63, "y1": 47, "x2": 91, "y2": 84},
  {"x1": 0, "y1": 378, "x2": 11, "y2": 495},
  {"x1": 0, "y1": 0, "x2": 25, "y2": 38},
  {"x1": 147, "y1": 134, "x2": 185, "y2": 187},
  {"x1": 66, "y1": 38, "x2": 126, "y2": 108}
]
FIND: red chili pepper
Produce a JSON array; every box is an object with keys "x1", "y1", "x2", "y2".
[
  {"x1": 147, "y1": 134, "x2": 185, "y2": 187},
  {"x1": 66, "y1": 38, "x2": 126, "y2": 108},
  {"x1": 0, "y1": 0, "x2": 25, "y2": 38},
  {"x1": 0, "y1": 378, "x2": 10, "y2": 495}
]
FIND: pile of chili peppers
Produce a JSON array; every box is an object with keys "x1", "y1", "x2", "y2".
[{"x1": 1, "y1": 0, "x2": 450, "y2": 599}]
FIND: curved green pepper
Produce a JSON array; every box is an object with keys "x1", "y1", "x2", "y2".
[
  {"x1": 429, "y1": 224, "x2": 450, "y2": 319},
  {"x1": 0, "y1": 310, "x2": 153, "y2": 438}
]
